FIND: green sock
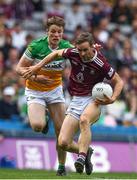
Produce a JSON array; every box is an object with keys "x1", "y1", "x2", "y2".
[{"x1": 58, "y1": 164, "x2": 65, "y2": 170}]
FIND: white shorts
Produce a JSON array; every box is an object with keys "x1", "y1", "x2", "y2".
[
  {"x1": 66, "y1": 96, "x2": 94, "y2": 120},
  {"x1": 25, "y1": 85, "x2": 65, "y2": 106}
]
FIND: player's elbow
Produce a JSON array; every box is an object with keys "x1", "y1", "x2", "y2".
[
  {"x1": 120, "y1": 78, "x2": 124, "y2": 90},
  {"x1": 113, "y1": 72, "x2": 124, "y2": 91},
  {"x1": 117, "y1": 76, "x2": 124, "y2": 92},
  {"x1": 15, "y1": 65, "x2": 21, "y2": 75}
]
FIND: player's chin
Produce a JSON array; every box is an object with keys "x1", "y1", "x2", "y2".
[
  {"x1": 52, "y1": 39, "x2": 60, "y2": 43},
  {"x1": 82, "y1": 58, "x2": 88, "y2": 62}
]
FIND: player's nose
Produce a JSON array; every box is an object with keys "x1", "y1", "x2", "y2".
[
  {"x1": 54, "y1": 32, "x2": 60, "y2": 36},
  {"x1": 81, "y1": 51, "x2": 85, "y2": 56}
]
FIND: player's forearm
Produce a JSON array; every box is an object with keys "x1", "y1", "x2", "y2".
[
  {"x1": 111, "y1": 74, "x2": 124, "y2": 100},
  {"x1": 16, "y1": 66, "x2": 28, "y2": 76},
  {"x1": 36, "y1": 51, "x2": 60, "y2": 70},
  {"x1": 23, "y1": 74, "x2": 41, "y2": 82},
  {"x1": 129, "y1": 92, "x2": 137, "y2": 114},
  {"x1": 112, "y1": 81, "x2": 123, "y2": 100}
]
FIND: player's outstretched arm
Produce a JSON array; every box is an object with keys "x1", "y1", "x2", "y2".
[{"x1": 22, "y1": 49, "x2": 65, "y2": 79}]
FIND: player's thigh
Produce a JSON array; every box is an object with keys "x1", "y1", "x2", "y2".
[
  {"x1": 59, "y1": 114, "x2": 79, "y2": 144},
  {"x1": 28, "y1": 103, "x2": 46, "y2": 126},
  {"x1": 81, "y1": 102, "x2": 101, "y2": 125},
  {"x1": 47, "y1": 102, "x2": 66, "y2": 134},
  {"x1": 25, "y1": 89, "x2": 47, "y2": 126}
]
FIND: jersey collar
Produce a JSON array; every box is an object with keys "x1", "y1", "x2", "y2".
[{"x1": 48, "y1": 45, "x2": 59, "y2": 51}]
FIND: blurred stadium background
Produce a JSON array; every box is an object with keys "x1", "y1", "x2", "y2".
[{"x1": 0, "y1": 0, "x2": 137, "y2": 175}]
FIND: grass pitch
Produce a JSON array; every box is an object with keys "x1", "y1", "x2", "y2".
[{"x1": 0, "y1": 169, "x2": 137, "y2": 179}]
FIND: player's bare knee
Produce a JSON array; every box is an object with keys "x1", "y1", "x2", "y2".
[
  {"x1": 58, "y1": 136, "x2": 68, "y2": 150},
  {"x1": 80, "y1": 115, "x2": 90, "y2": 128},
  {"x1": 31, "y1": 122, "x2": 44, "y2": 132}
]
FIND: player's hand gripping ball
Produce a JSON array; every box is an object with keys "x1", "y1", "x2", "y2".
[{"x1": 92, "y1": 82, "x2": 113, "y2": 100}]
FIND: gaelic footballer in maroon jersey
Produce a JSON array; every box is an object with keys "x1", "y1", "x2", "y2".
[
  {"x1": 21, "y1": 33, "x2": 123, "y2": 175},
  {"x1": 62, "y1": 48, "x2": 115, "y2": 96}
]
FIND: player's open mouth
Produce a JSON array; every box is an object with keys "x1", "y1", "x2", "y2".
[
  {"x1": 53, "y1": 39, "x2": 59, "y2": 41},
  {"x1": 83, "y1": 57, "x2": 88, "y2": 61}
]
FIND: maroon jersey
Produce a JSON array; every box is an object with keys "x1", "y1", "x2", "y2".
[{"x1": 62, "y1": 48, "x2": 115, "y2": 96}]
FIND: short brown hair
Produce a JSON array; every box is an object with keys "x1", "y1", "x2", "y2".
[
  {"x1": 46, "y1": 16, "x2": 65, "y2": 29},
  {"x1": 75, "y1": 32, "x2": 94, "y2": 46}
]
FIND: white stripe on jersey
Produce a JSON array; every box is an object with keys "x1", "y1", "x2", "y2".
[
  {"x1": 71, "y1": 48, "x2": 79, "y2": 53},
  {"x1": 108, "y1": 67, "x2": 114, "y2": 78},
  {"x1": 23, "y1": 53, "x2": 34, "y2": 61},
  {"x1": 63, "y1": 48, "x2": 69, "y2": 53},
  {"x1": 94, "y1": 57, "x2": 104, "y2": 67}
]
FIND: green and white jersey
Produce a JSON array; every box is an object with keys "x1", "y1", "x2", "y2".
[
  {"x1": 24, "y1": 36, "x2": 73, "y2": 71},
  {"x1": 24, "y1": 36, "x2": 73, "y2": 91}
]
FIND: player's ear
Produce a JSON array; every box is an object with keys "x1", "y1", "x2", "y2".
[
  {"x1": 46, "y1": 28, "x2": 49, "y2": 34},
  {"x1": 93, "y1": 43, "x2": 102, "y2": 51}
]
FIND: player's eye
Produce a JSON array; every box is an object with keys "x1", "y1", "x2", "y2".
[
  {"x1": 50, "y1": 30, "x2": 56, "y2": 33},
  {"x1": 78, "y1": 49, "x2": 82, "y2": 52},
  {"x1": 58, "y1": 30, "x2": 62, "y2": 33},
  {"x1": 83, "y1": 48, "x2": 88, "y2": 52}
]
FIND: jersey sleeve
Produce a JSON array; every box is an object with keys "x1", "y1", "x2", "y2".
[
  {"x1": 97, "y1": 52, "x2": 115, "y2": 80},
  {"x1": 24, "y1": 40, "x2": 38, "y2": 61},
  {"x1": 103, "y1": 62, "x2": 115, "y2": 80}
]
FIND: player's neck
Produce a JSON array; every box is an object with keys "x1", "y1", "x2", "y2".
[
  {"x1": 48, "y1": 39, "x2": 59, "y2": 50},
  {"x1": 49, "y1": 43, "x2": 58, "y2": 49}
]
